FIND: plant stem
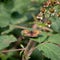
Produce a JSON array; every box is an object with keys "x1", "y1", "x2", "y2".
[
  {"x1": 22, "y1": 40, "x2": 36, "y2": 60},
  {"x1": 1, "y1": 48, "x2": 25, "y2": 53}
]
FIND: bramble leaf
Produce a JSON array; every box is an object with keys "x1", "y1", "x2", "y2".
[
  {"x1": 0, "y1": 35, "x2": 17, "y2": 50},
  {"x1": 47, "y1": 34, "x2": 60, "y2": 44},
  {"x1": 37, "y1": 43, "x2": 60, "y2": 60}
]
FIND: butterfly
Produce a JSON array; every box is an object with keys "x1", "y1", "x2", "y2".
[{"x1": 22, "y1": 30, "x2": 41, "y2": 37}]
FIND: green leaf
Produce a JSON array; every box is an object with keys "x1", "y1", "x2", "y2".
[
  {"x1": 0, "y1": 15, "x2": 11, "y2": 27},
  {"x1": 47, "y1": 34, "x2": 60, "y2": 44},
  {"x1": 0, "y1": 4, "x2": 28, "y2": 27},
  {"x1": 37, "y1": 43, "x2": 60, "y2": 60},
  {"x1": 11, "y1": 0, "x2": 31, "y2": 13},
  {"x1": 0, "y1": 53, "x2": 7, "y2": 60},
  {"x1": 31, "y1": 32, "x2": 48, "y2": 43},
  {"x1": 49, "y1": 16, "x2": 59, "y2": 22},
  {"x1": 0, "y1": 0, "x2": 40, "y2": 28},
  {"x1": 10, "y1": 16, "x2": 28, "y2": 24},
  {"x1": 54, "y1": 5, "x2": 60, "y2": 12},
  {"x1": 0, "y1": 35, "x2": 17, "y2": 50},
  {"x1": 31, "y1": 49, "x2": 42, "y2": 60},
  {"x1": 33, "y1": 0, "x2": 47, "y2": 4},
  {"x1": 0, "y1": 4, "x2": 11, "y2": 27},
  {"x1": 51, "y1": 19, "x2": 60, "y2": 32},
  {"x1": 4, "y1": 0, "x2": 14, "y2": 10}
]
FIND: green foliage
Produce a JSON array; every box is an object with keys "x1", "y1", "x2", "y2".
[
  {"x1": 47, "y1": 34, "x2": 60, "y2": 44},
  {"x1": 51, "y1": 19, "x2": 60, "y2": 32},
  {"x1": 0, "y1": 4, "x2": 11, "y2": 27},
  {"x1": 0, "y1": 0, "x2": 60, "y2": 60},
  {"x1": 0, "y1": 35, "x2": 17, "y2": 50},
  {"x1": 37, "y1": 43, "x2": 60, "y2": 60},
  {"x1": 31, "y1": 32, "x2": 48, "y2": 43}
]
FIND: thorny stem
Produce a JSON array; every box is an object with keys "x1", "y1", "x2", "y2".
[{"x1": 22, "y1": 40, "x2": 36, "y2": 60}]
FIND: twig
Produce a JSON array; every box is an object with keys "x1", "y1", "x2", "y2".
[
  {"x1": 1, "y1": 48, "x2": 25, "y2": 53},
  {"x1": 15, "y1": 25, "x2": 28, "y2": 30},
  {"x1": 41, "y1": 27, "x2": 53, "y2": 32}
]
